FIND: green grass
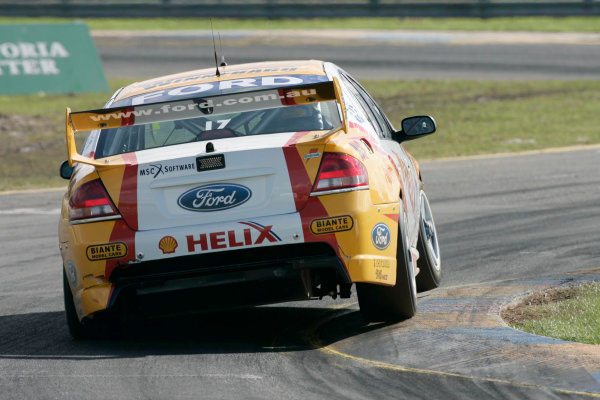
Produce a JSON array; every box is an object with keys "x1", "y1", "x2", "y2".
[
  {"x1": 365, "y1": 80, "x2": 600, "y2": 159},
  {"x1": 1, "y1": 79, "x2": 600, "y2": 191},
  {"x1": 0, "y1": 79, "x2": 130, "y2": 190},
  {"x1": 0, "y1": 79, "x2": 132, "y2": 116},
  {"x1": 510, "y1": 283, "x2": 600, "y2": 345},
  {"x1": 0, "y1": 16, "x2": 599, "y2": 32}
]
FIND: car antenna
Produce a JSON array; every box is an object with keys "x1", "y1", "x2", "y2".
[
  {"x1": 210, "y1": 19, "x2": 221, "y2": 77},
  {"x1": 218, "y1": 32, "x2": 227, "y2": 67}
]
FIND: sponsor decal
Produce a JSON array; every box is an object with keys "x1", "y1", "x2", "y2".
[
  {"x1": 346, "y1": 104, "x2": 365, "y2": 123},
  {"x1": 178, "y1": 183, "x2": 251, "y2": 212},
  {"x1": 349, "y1": 140, "x2": 368, "y2": 161},
  {"x1": 304, "y1": 150, "x2": 321, "y2": 160},
  {"x1": 375, "y1": 269, "x2": 389, "y2": 281},
  {"x1": 86, "y1": 242, "x2": 128, "y2": 261},
  {"x1": 186, "y1": 221, "x2": 281, "y2": 253},
  {"x1": 371, "y1": 223, "x2": 391, "y2": 250},
  {"x1": 158, "y1": 236, "x2": 178, "y2": 254},
  {"x1": 139, "y1": 162, "x2": 195, "y2": 178},
  {"x1": 141, "y1": 68, "x2": 300, "y2": 90},
  {"x1": 128, "y1": 74, "x2": 329, "y2": 106},
  {"x1": 374, "y1": 259, "x2": 391, "y2": 282},
  {"x1": 66, "y1": 260, "x2": 77, "y2": 286},
  {"x1": 374, "y1": 259, "x2": 391, "y2": 268},
  {"x1": 310, "y1": 215, "x2": 353, "y2": 235}
]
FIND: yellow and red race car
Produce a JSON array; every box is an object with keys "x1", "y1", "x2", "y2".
[{"x1": 59, "y1": 60, "x2": 441, "y2": 339}]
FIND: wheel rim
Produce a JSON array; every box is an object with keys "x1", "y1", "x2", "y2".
[{"x1": 420, "y1": 191, "x2": 441, "y2": 271}]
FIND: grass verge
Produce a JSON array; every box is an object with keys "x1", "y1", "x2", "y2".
[
  {"x1": 0, "y1": 16, "x2": 599, "y2": 32},
  {"x1": 1, "y1": 79, "x2": 600, "y2": 191},
  {"x1": 502, "y1": 283, "x2": 600, "y2": 345},
  {"x1": 366, "y1": 80, "x2": 600, "y2": 159}
]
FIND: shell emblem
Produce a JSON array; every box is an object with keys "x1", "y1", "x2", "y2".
[{"x1": 159, "y1": 236, "x2": 178, "y2": 254}]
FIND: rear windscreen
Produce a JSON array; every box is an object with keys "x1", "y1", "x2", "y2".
[{"x1": 94, "y1": 101, "x2": 340, "y2": 158}]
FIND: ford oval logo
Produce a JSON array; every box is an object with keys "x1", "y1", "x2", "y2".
[
  {"x1": 371, "y1": 223, "x2": 391, "y2": 250},
  {"x1": 178, "y1": 183, "x2": 252, "y2": 212}
]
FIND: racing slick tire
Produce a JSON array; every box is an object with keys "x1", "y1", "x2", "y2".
[
  {"x1": 357, "y1": 204, "x2": 417, "y2": 322},
  {"x1": 415, "y1": 189, "x2": 442, "y2": 292},
  {"x1": 63, "y1": 269, "x2": 116, "y2": 340}
]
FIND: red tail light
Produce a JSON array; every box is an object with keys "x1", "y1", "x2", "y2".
[
  {"x1": 312, "y1": 153, "x2": 369, "y2": 193},
  {"x1": 69, "y1": 180, "x2": 120, "y2": 223}
]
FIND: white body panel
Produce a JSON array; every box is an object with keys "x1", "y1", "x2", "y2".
[
  {"x1": 135, "y1": 212, "x2": 305, "y2": 262},
  {"x1": 134, "y1": 132, "x2": 296, "y2": 231}
]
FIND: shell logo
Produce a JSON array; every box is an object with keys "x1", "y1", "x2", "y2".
[{"x1": 159, "y1": 236, "x2": 178, "y2": 254}]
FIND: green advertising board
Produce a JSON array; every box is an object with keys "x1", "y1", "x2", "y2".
[{"x1": 0, "y1": 23, "x2": 109, "y2": 95}]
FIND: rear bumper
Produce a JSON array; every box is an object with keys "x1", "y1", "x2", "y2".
[
  {"x1": 60, "y1": 191, "x2": 402, "y2": 320},
  {"x1": 108, "y1": 242, "x2": 349, "y2": 316}
]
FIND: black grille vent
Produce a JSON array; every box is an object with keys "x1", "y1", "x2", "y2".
[{"x1": 196, "y1": 154, "x2": 225, "y2": 172}]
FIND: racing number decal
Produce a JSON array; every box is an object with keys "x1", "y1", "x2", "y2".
[{"x1": 203, "y1": 119, "x2": 231, "y2": 130}]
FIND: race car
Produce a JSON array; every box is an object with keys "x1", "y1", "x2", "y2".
[{"x1": 58, "y1": 60, "x2": 441, "y2": 339}]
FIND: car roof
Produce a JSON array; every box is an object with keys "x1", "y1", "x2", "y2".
[{"x1": 114, "y1": 60, "x2": 328, "y2": 103}]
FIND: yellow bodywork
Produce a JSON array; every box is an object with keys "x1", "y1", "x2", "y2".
[{"x1": 60, "y1": 60, "x2": 414, "y2": 321}]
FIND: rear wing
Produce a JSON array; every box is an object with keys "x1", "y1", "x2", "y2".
[{"x1": 65, "y1": 78, "x2": 348, "y2": 167}]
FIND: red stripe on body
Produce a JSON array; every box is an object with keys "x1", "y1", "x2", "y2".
[
  {"x1": 104, "y1": 220, "x2": 136, "y2": 279},
  {"x1": 384, "y1": 213, "x2": 399, "y2": 223},
  {"x1": 105, "y1": 152, "x2": 138, "y2": 280},
  {"x1": 116, "y1": 153, "x2": 139, "y2": 231},
  {"x1": 282, "y1": 132, "x2": 346, "y2": 270},
  {"x1": 388, "y1": 155, "x2": 400, "y2": 178},
  {"x1": 282, "y1": 131, "x2": 312, "y2": 211},
  {"x1": 348, "y1": 121, "x2": 369, "y2": 135}
]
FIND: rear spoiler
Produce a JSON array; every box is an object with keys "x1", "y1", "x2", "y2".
[{"x1": 65, "y1": 78, "x2": 348, "y2": 167}]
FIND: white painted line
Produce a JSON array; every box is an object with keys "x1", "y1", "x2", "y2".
[
  {"x1": 91, "y1": 29, "x2": 600, "y2": 45},
  {"x1": 0, "y1": 208, "x2": 61, "y2": 215},
  {"x1": 0, "y1": 187, "x2": 66, "y2": 196},
  {"x1": 1, "y1": 372, "x2": 263, "y2": 379},
  {"x1": 420, "y1": 143, "x2": 600, "y2": 164}
]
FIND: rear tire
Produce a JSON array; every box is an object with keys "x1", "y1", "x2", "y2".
[
  {"x1": 415, "y1": 189, "x2": 442, "y2": 292},
  {"x1": 63, "y1": 269, "x2": 116, "y2": 340},
  {"x1": 357, "y1": 205, "x2": 417, "y2": 322}
]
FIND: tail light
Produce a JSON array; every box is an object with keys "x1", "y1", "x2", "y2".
[
  {"x1": 69, "y1": 179, "x2": 120, "y2": 223},
  {"x1": 312, "y1": 152, "x2": 369, "y2": 194}
]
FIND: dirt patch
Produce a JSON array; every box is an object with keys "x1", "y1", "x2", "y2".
[
  {"x1": 0, "y1": 113, "x2": 62, "y2": 156},
  {"x1": 501, "y1": 285, "x2": 582, "y2": 326},
  {"x1": 457, "y1": 88, "x2": 580, "y2": 105},
  {"x1": 444, "y1": 285, "x2": 531, "y2": 298},
  {"x1": 0, "y1": 113, "x2": 67, "y2": 189},
  {"x1": 0, "y1": 113, "x2": 49, "y2": 136}
]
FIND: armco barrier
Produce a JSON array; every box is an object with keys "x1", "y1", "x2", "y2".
[{"x1": 0, "y1": 1, "x2": 598, "y2": 18}]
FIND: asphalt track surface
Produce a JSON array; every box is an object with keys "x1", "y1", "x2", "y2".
[
  {"x1": 1, "y1": 147, "x2": 599, "y2": 399},
  {"x1": 93, "y1": 30, "x2": 600, "y2": 80}
]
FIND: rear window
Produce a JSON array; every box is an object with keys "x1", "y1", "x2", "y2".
[
  {"x1": 92, "y1": 74, "x2": 340, "y2": 158},
  {"x1": 94, "y1": 101, "x2": 340, "y2": 158}
]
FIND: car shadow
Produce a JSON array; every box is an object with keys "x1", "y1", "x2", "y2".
[{"x1": 0, "y1": 305, "x2": 396, "y2": 361}]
